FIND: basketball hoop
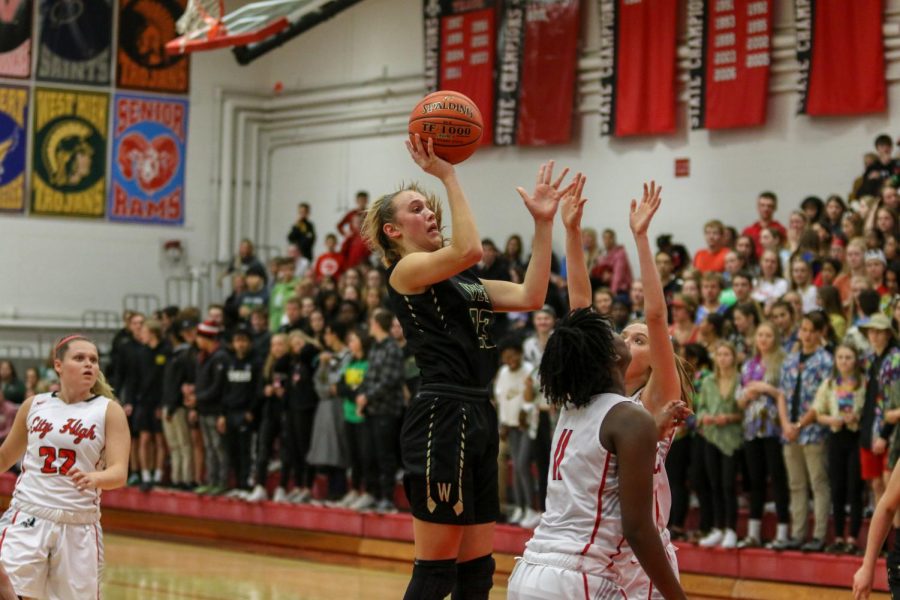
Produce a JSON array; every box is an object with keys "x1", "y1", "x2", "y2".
[
  {"x1": 165, "y1": 0, "x2": 358, "y2": 58},
  {"x1": 166, "y1": 0, "x2": 290, "y2": 55}
]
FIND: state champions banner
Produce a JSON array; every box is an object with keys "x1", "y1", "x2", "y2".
[
  {"x1": 31, "y1": 88, "x2": 108, "y2": 218},
  {"x1": 0, "y1": 86, "x2": 28, "y2": 213},
  {"x1": 0, "y1": 0, "x2": 33, "y2": 78},
  {"x1": 796, "y1": 0, "x2": 885, "y2": 116},
  {"x1": 494, "y1": 0, "x2": 580, "y2": 146},
  {"x1": 423, "y1": 0, "x2": 496, "y2": 144},
  {"x1": 109, "y1": 93, "x2": 187, "y2": 225},
  {"x1": 36, "y1": 0, "x2": 113, "y2": 84},
  {"x1": 599, "y1": 0, "x2": 677, "y2": 137},
  {"x1": 117, "y1": 0, "x2": 190, "y2": 93},
  {"x1": 688, "y1": 0, "x2": 771, "y2": 130}
]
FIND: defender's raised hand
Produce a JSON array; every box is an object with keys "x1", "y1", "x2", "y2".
[
  {"x1": 560, "y1": 173, "x2": 587, "y2": 231},
  {"x1": 630, "y1": 181, "x2": 662, "y2": 237},
  {"x1": 516, "y1": 160, "x2": 574, "y2": 223}
]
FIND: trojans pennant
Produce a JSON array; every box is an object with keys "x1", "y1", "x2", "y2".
[
  {"x1": 688, "y1": 0, "x2": 772, "y2": 130},
  {"x1": 598, "y1": 0, "x2": 677, "y2": 137}
]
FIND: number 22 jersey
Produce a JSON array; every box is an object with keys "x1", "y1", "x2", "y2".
[{"x1": 13, "y1": 392, "x2": 110, "y2": 516}]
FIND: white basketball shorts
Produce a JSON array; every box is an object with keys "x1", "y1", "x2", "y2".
[
  {"x1": 615, "y1": 537, "x2": 679, "y2": 600},
  {"x1": 0, "y1": 506, "x2": 103, "y2": 600},
  {"x1": 507, "y1": 557, "x2": 626, "y2": 600}
]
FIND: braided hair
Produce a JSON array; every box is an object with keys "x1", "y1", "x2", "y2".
[{"x1": 539, "y1": 308, "x2": 619, "y2": 409}]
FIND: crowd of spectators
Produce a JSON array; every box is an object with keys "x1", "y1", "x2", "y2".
[{"x1": 3, "y1": 133, "x2": 900, "y2": 551}]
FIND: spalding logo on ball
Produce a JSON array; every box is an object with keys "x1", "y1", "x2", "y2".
[{"x1": 408, "y1": 91, "x2": 483, "y2": 165}]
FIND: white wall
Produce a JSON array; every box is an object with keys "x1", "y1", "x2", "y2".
[
  {"x1": 264, "y1": 0, "x2": 900, "y2": 263},
  {"x1": 1, "y1": 0, "x2": 899, "y2": 325}
]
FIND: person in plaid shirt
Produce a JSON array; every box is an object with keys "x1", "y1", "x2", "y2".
[
  {"x1": 355, "y1": 307, "x2": 405, "y2": 513},
  {"x1": 775, "y1": 311, "x2": 833, "y2": 552}
]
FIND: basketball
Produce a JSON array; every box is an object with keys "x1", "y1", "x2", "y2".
[{"x1": 408, "y1": 91, "x2": 483, "y2": 164}]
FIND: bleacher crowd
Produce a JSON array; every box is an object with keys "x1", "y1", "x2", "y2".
[{"x1": 2, "y1": 133, "x2": 900, "y2": 553}]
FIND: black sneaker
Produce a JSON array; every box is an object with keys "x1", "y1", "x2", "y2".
[
  {"x1": 824, "y1": 541, "x2": 846, "y2": 554},
  {"x1": 801, "y1": 538, "x2": 825, "y2": 553},
  {"x1": 139, "y1": 480, "x2": 153, "y2": 493},
  {"x1": 770, "y1": 537, "x2": 803, "y2": 551}
]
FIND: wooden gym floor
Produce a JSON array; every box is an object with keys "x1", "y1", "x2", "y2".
[{"x1": 101, "y1": 533, "x2": 889, "y2": 599}]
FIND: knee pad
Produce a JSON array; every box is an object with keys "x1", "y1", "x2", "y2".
[
  {"x1": 403, "y1": 558, "x2": 457, "y2": 600},
  {"x1": 452, "y1": 554, "x2": 495, "y2": 600}
]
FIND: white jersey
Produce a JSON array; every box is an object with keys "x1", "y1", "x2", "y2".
[
  {"x1": 13, "y1": 392, "x2": 110, "y2": 518},
  {"x1": 618, "y1": 390, "x2": 680, "y2": 600},
  {"x1": 629, "y1": 388, "x2": 674, "y2": 531},
  {"x1": 524, "y1": 393, "x2": 630, "y2": 571}
]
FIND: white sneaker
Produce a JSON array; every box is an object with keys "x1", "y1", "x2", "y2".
[
  {"x1": 519, "y1": 508, "x2": 542, "y2": 530},
  {"x1": 267, "y1": 459, "x2": 282, "y2": 473},
  {"x1": 332, "y1": 490, "x2": 359, "y2": 508},
  {"x1": 272, "y1": 486, "x2": 288, "y2": 503},
  {"x1": 349, "y1": 492, "x2": 376, "y2": 511},
  {"x1": 699, "y1": 528, "x2": 724, "y2": 548},
  {"x1": 508, "y1": 507, "x2": 524, "y2": 525},
  {"x1": 720, "y1": 529, "x2": 738, "y2": 549},
  {"x1": 245, "y1": 484, "x2": 268, "y2": 503},
  {"x1": 224, "y1": 488, "x2": 246, "y2": 499},
  {"x1": 289, "y1": 488, "x2": 312, "y2": 504}
]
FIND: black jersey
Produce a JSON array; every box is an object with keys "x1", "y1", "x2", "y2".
[{"x1": 387, "y1": 266, "x2": 498, "y2": 388}]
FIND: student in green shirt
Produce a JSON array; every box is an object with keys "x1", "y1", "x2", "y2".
[
  {"x1": 269, "y1": 258, "x2": 298, "y2": 331},
  {"x1": 696, "y1": 342, "x2": 743, "y2": 550},
  {"x1": 334, "y1": 328, "x2": 372, "y2": 509}
]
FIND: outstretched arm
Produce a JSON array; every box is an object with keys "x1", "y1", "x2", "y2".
[
  {"x1": 0, "y1": 397, "x2": 31, "y2": 474},
  {"x1": 69, "y1": 401, "x2": 130, "y2": 491},
  {"x1": 390, "y1": 135, "x2": 484, "y2": 294},
  {"x1": 632, "y1": 183, "x2": 681, "y2": 416},
  {"x1": 609, "y1": 403, "x2": 686, "y2": 600},
  {"x1": 561, "y1": 174, "x2": 591, "y2": 310},
  {"x1": 854, "y1": 460, "x2": 900, "y2": 599},
  {"x1": 483, "y1": 162, "x2": 573, "y2": 311}
]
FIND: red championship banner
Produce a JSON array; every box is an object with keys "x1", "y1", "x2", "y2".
[
  {"x1": 494, "y1": 0, "x2": 580, "y2": 146},
  {"x1": 796, "y1": 0, "x2": 885, "y2": 116},
  {"x1": 599, "y1": 0, "x2": 677, "y2": 137},
  {"x1": 688, "y1": 0, "x2": 771, "y2": 130},
  {"x1": 423, "y1": 0, "x2": 496, "y2": 144}
]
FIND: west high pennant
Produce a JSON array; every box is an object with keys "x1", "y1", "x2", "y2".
[
  {"x1": 688, "y1": 0, "x2": 771, "y2": 130},
  {"x1": 423, "y1": 0, "x2": 497, "y2": 144},
  {"x1": 494, "y1": 0, "x2": 580, "y2": 146},
  {"x1": 31, "y1": 88, "x2": 108, "y2": 218},
  {"x1": 796, "y1": 0, "x2": 885, "y2": 116},
  {"x1": 599, "y1": 0, "x2": 677, "y2": 137}
]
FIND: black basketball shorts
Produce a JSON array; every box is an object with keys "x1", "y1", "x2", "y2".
[
  {"x1": 401, "y1": 383, "x2": 499, "y2": 525},
  {"x1": 133, "y1": 404, "x2": 162, "y2": 434}
]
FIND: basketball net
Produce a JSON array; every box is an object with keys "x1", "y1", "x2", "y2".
[{"x1": 172, "y1": 0, "x2": 226, "y2": 51}]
